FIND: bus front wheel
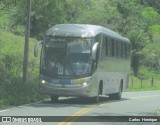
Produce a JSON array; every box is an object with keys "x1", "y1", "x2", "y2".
[
  {"x1": 96, "y1": 89, "x2": 100, "y2": 103},
  {"x1": 93, "y1": 87, "x2": 100, "y2": 103},
  {"x1": 51, "y1": 95, "x2": 59, "y2": 103}
]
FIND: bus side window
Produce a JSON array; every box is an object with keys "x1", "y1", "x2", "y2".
[
  {"x1": 125, "y1": 43, "x2": 128, "y2": 59},
  {"x1": 106, "y1": 37, "x2": 108, "y2": 56},
  {"x1": 102, "y1": 36, "x2": 106, "y2": 58},
  {"x1": 115, "y1": 40, "x2": 118, "y2": 58},
  {"x1": 111, "y1": 39, "x2": 115, "y2": 57},
  {"x1": 95, "y1": 34, "x2": 101, "y2": 42},
  {"x1": 122, "y1": 43, "x2": 126, "y2": 59},
  {"x1": 127, "y1": 44, "x2": 131, "y2": 59},
  {"x1": 121, "y1": 43, "x2": 124, "y2": 58},
  {"x1": 108, "y1": 38, "x2": 111, "y2": 57},
  {"x1": 119, "y1": 41, "x2": 123, "y2": 58},
  {"x1": 118, "y1": 41, "x2": 121, "y2": 58}
]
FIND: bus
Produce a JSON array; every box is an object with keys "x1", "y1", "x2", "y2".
[{"x1": 34, "y1": 24, "x2": 131, "y2": 103}]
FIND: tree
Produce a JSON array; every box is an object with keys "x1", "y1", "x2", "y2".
[
  {"x1": 142, "y1": 24, "x2": 160, "y2": 71},
  {"x1": 76, "y1": 0, "x2": 122, "y2": 32},
  {"x1": 11, "y1": 0, "x2": 92, "y2": 37},
  {"x1": 140, "y1": 0, "x2": 160, "y2": 13},
  {"x1": 142, "y1": 43, "x2": 160, "y2": 71},
  {"x1": 141, "y1": 7, "x2": 160, "y2": 28},
  {"x1": 147, "y1": 24, "x2": 160, "y2": 46},
  {"x1": 127, "y1": 30, "x2": 148, "y2": 76}
]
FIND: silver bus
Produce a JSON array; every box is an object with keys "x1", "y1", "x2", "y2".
[{"x1": 34, "y1": 24, "x2": 131, "y2": 103}]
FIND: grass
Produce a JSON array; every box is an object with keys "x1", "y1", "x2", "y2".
[
  {"x1": 157, "y1": 108, "x2": 160, "y2": 116},
  {"x1": 127, "y1": 75, "x2": 160, "y2": 91},
  {"x1": 0, "y1": 30, "x2": 45, "y2": 108}
]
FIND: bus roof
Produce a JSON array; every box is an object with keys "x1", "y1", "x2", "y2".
[{"x1": 46, "y1": 24, "x2": 130, "y2": 43}]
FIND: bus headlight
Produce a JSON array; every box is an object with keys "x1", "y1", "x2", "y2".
[
  {"x1": 72, "y1": 77, "x2": 91, "y2": 86},
  {"x1": 41, "y1": 80, "x2": 46, "y2": 84},
  {"x1": 83, "y1": 82, "x2": 87, "y2": 86}
]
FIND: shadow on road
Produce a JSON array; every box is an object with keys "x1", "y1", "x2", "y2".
[{"x1": 27, "y1": 96, "x2": 130, "y2": 108}]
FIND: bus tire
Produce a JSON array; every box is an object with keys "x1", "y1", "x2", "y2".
[
  {"x1": 93, "y1": 86, "x2": 100, "y2": 103},
  {"x1": 109, "y1": 83, "x2": 123, "y2": 100},
  {"x1": 96, "y1": 88, "x2": 100, "y2": 103},
  {"x1": 51, "y1": 95, "x2": 59, "y2": 103}
]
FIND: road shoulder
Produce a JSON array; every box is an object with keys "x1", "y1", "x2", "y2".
[{"x1": 157, "y1": 107, "x2": 160, "y2": 116}]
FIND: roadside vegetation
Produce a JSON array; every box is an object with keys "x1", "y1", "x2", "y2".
[
  {"x1": 128, "y1": 76, "x2": 160, "y2": 91},
  {"x1": 126, "y1": 76, "x2": 160, "y2": 92},
  {"x1": 0, "y1": 30, "x2": 44, "y2": 107},
  {"x1": 0, "y1": 0, "x2": 160, "y2": 107},
  {"x1": 127, "y1": 67, "x2": 160, "y2": 91}
]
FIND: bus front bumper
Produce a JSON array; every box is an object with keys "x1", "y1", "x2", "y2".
[{"x1": 38, "y1": 83, "x2": 93, "y2": 97}]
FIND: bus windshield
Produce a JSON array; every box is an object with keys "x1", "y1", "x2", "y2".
[{"x1": 41, "y1": 37, "x2": 92, "y2": 77}]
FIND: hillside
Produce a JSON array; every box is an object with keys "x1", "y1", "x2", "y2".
[{"x1": 0, "y1": 30, "x2": 42, "y2": 106}]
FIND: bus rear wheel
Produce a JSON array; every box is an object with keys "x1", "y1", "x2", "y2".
[
  {"x1": 109, "y1": 84, "x2": 123, "y2": 100},
  {"x1": 51, "y1": 95, "x2": 59, "y2": 103}
]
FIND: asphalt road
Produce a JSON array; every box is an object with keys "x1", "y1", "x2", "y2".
[{"x1": 0, "y1": 90, "x2": 160, "y2": 125}]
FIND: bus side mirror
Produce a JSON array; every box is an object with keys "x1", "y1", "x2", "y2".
[
  {"x1": 34, "y1": 41, "x2": 43, "y2": 57},
  {"x1": 92, "y1": 42, "x2": 99, "y2": 60}
]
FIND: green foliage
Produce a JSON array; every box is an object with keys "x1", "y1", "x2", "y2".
[
  {"x1": 149, "y1": 25, "x2": 160, "y2": 35},
  {"x1": 0, "y1": 30, "x2": 43, "y2": 107},
  {"x1": 0, "y1": 7, "x2": 12, "y2": 30},
  {"x1": 4, "y1": 79, "x2": 42, "y2": 105},
  {"x1": 127, "y1": 30, "x2": 147, "y2": 51},
  {"x1": 128, "y1": 66, "x2": 160, "y2": 92},
  {"x1": 127, "y1": 30, "x2": 148, "y2": 76},
  {"x1": 141, "y1": 7, "x2": 160, "y2": 27},
  {"x1": 77, "y1": 0, "x2": 121, "y2": 31},
  {"x1": 142, "y1": 43, "x2": 160, "y2": 71},
  {"x1": 148, "y1": 25, "x2": 160, "y2": 46},
  {"x1": 0, "y1": 2, "x2": 25, "y2": 35},
  {"x1": 138, "y1": 67, "x2": 160, "y2": 79},
  {"x1": 107, "y1": 0, "x2": 146, "y2": 34},
  {"x1": 140, "y1": 0, "x2": 160, "y2": 13},
  {"x1": 128, "y1": 75, "x2": 160, "y2": 92},
  {"x1": 10, "y1": 0, "x2": 92, "y2": 37}
]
